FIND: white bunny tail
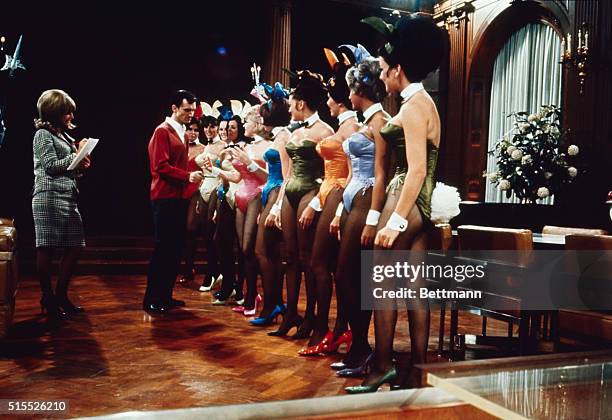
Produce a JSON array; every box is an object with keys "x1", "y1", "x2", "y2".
[{"x1": 430, "y1": 182, "x2": 461, "y2": 224}]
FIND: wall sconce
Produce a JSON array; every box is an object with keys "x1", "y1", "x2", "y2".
[
  {"x1": 561, "y1": 22, "x2": 590, "y2": 94},
  {"x1": 433, "y1": 0, "x2": 474, "y2": 30}
]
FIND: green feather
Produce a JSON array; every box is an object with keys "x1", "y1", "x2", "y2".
[
  {"x1": 281, "y1": 67, "x2": 298, "y2": 79},
  {"x1": 360, "y1": 17, "x2": 393, "y2": 39}
]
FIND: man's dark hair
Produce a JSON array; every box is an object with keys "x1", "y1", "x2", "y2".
[{"x1": 171, "y1": 90, "x2": 197, "y2": 107}]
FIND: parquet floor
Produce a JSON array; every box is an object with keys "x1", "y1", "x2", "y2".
[{"x1": 0, "y1": 274, "x2": 520, "y2": 418}]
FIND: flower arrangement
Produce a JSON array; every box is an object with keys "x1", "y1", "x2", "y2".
[{"x1": 484, "y1": 105, "x2": 578, "y2": 203}]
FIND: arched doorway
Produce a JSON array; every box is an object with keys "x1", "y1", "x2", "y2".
[{"x1": 462, "y1": 1, "x2": 569, "y2": 201}]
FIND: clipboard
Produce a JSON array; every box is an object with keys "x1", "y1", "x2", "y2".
[{"x1": 67, "y1": 138, "x2": 99, "y2": 170}]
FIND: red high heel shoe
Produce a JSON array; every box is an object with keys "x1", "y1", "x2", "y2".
[
  {"x1": 298, "y1": 331, "x2": 334, "y2": 356},
  {"x1": 321, "y1": 330, "x2": 352, "y2": 354}
]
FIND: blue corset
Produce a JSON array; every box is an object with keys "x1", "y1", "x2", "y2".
[
  {"x1": 262, "y1": 147, "x2": 284, "y2": 206},
  {"x1": 342, "y1": 132, "x2": 375, "y2": 212}
]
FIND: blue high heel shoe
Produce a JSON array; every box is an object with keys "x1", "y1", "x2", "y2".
[
  {"x1": 249, "y1": 304, "x2": 286, "y2": 326},
  {"x1": 336, "y1": 352, "x2": 374, "y2": 378}
]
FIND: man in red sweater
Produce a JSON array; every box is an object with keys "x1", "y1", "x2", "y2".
[{"x1": 144, "y1": 90, "x2": 204, "y2": 314}]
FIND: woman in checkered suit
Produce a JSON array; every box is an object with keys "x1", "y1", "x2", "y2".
[{"x1": 32, "y1": 89, "x2": 91, "y2": 321}]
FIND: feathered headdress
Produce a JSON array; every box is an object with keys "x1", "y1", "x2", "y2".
[
  {"x1": 262, "y1": 82, "x2": 289, "y2": 102},
  {"x1": 337, "y1": 43, "x2": 373, "y2": 66},
  {"x1": 360, "y1": 17, "x2": 397, "y2": 55},
  {"x1": 340, "y1": 43, "x2": 380, "y2": 89}
]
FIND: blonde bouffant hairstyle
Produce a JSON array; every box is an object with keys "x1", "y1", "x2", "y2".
[{"x1": 34, "y1": 89, "x2": 76, "y2": 133}]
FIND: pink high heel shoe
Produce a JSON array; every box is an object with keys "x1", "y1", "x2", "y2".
[
  {"x1": 232, "y1": 306, "x2": 245, "y2": 313},
  {"x1": 243, "y1": 294, "x2": 262, "y2": 317}
]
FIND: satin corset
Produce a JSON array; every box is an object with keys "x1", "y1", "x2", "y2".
[
  {"x1": 197, "y1": 146, "x2": 224, "y2": 203},
  {"x1": 342, "y1": 132, "x2": 376, "y2": 211},
  {"x1": 285, "y1": 140, "x2": 324, "y2": 201},
  {"x1": 233, "y1": 158, "x2": 265, "y2": 193},
  {"x1": 380, "y1": 123, "x2": 439, "y2": 220},
  {"x1": 316, "y1": 138, "x2": 348, "y2": 206},
  {"x1": 262, "y1": 147, "x2": 283, "y2": 206},
  {"x1": 232, "y1": 158, "x2": 265, "y2": 213}
]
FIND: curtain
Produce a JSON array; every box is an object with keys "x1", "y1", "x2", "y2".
[{"x1": 485, "y1": 23, "x2": 562, "y2": 204}]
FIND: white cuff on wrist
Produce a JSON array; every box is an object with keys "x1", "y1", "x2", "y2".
[
  {"x1": 211, "y1": 167, "x2": 221, "y2": 176},
  {"x1": 365, "y1": 209, "x2": 381, "y2": 226},
  {"x1": 270, "y1": 203, "x2": 281, "y2": 216},
  {"x1": 247, "y1": 161, "x2": 260, "y2": 172},
  {"x1": 308, "y1": 196, "x2": 322, "y2": 211},
  {"x1": 386, "y1": 211, "x2": 408, "y2": 232},
  {"x1": 335, "y1": 202, "x2": 344, "y2": 218}
]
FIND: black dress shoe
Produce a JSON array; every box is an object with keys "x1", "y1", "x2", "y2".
[
  {"x1": 58, "y1": 298, "x2": 85, "y2": 314},
  {"x1": 167, "y1": 298, "x2": 185, "y2": 307},
  {"x1": 143, "y1": 303, "x2": 168, "y2": 314}
]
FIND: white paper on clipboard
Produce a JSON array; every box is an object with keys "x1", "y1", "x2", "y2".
[{"x1": 67, "y1": 138, "x2": 99, "y2": 170}]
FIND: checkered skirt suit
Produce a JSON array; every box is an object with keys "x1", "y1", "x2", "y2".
[{"x1": 32, "y1": 128, "x2": 86, "y2": 248}]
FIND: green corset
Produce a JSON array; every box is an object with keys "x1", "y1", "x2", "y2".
[
  {"x1": 285, "y1": 140, "x2": 324, "y2": 208},
  {"x1": 380, "y1": 123, "x2": 438, "y2": 220}
]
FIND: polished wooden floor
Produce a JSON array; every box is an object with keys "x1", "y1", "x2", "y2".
[{"x1": 0, "y1": 274, "x2": 538, "y2": 418}]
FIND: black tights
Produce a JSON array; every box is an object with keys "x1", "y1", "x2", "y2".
[
  {"x1": 364, "y1": 188, "x2": 430, "y2": 387},
  {"x1": 309, "y1": 187, "x2": 343, "y2": 346},
  {"x1": 184, "y1": 193, "x2": 205, "y2": 278},
  {"x1": 279, "y1": 189, "x2": 318, "y2": 332},
  {"x1": 215, "y1": 198, "x2": 238, "y2": 297},
  {"x1": 235, "y1": 194, "x2": 262, "y2": 309},
  {"x1": 37, "y1": 246, "x2": 81, "y2": 302},
  {"x1": 255, "y1": 188, "x2": 283, "y2": 318},
  {"x1": 203, "y1": 193, "x2": 220, "y2": 284},
  {"x1": 335, "y1": 188, "x2": 373, "y2": 365}
]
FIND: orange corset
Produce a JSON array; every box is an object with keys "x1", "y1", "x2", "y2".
[{"x1": 316, "y1": 138, "x2": 349, "y2": 207}]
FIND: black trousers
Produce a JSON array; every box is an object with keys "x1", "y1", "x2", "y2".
[{"x1": 144, "y1": 198, "x2": 188, "y2": 306}]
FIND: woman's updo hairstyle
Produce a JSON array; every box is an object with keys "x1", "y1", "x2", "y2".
[
  {"x1": 290, "y1": 70, "x2": 328, "y2": 111},
  {"x1": 259, "y1": 82, "x2": 291, "y2": 127},
  {"x1": 260, "y1": 99, "x2": 290, "y2": 127},
  {"x1": 345, "y1": 58, "x2": 386, "y2": 103},
  {"x1": 378, "y1": 14, "x2": 448, "y2": 82}
]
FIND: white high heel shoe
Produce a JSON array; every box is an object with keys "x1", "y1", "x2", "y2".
[{"x1": 199, "y1": 274, "x2": 223, "y2": 292}]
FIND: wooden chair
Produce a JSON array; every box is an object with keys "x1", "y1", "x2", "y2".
[
  {"x1": 557, "y1": 234, "x2": 612, "y2": 347},
  {"x1": 0, "y1": 218, "x2": 18, "y2": 338},
  {"x1": 451, "y1": 225, "x2": 535, "y2": 357},
  {"x1": 428, "y1": 223, "x2": 453, "y2": 355},
  {"x1": 542, "y1": 225, "x2": 608, "y2": 236},
  {"x1": 539, "y1": 227, "x2": 608, "y2": 341}
]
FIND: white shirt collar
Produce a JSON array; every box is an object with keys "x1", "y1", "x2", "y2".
[
  {"x1": 210, "y1": 135, "x2": 221, "y2": 144},
  {"x1": 363, "y1": 103, "x2": 383, "y2": 123},
  {"x1": 165, "y1": 116, "x2": 186, "y2": 143},
  {"x1": 272, "y1": 127, "x2": 285, "y2": 137},
  {"x1": 400, "y1": 82, "x2": 424, "y2": 103},
  {"x1": 252, "y1": 135, "x2": 265, "y2": 144},
  {"x1": 304, "y1": 112, "x2": 320, "y2": 128},
  {"x1": 337, "y1": 110, "x2": 357, "y2": 126}
]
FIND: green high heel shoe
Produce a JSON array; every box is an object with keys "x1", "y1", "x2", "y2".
[{"x1": 345, "y1": 367, "x2": 397, "y2": 394}]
